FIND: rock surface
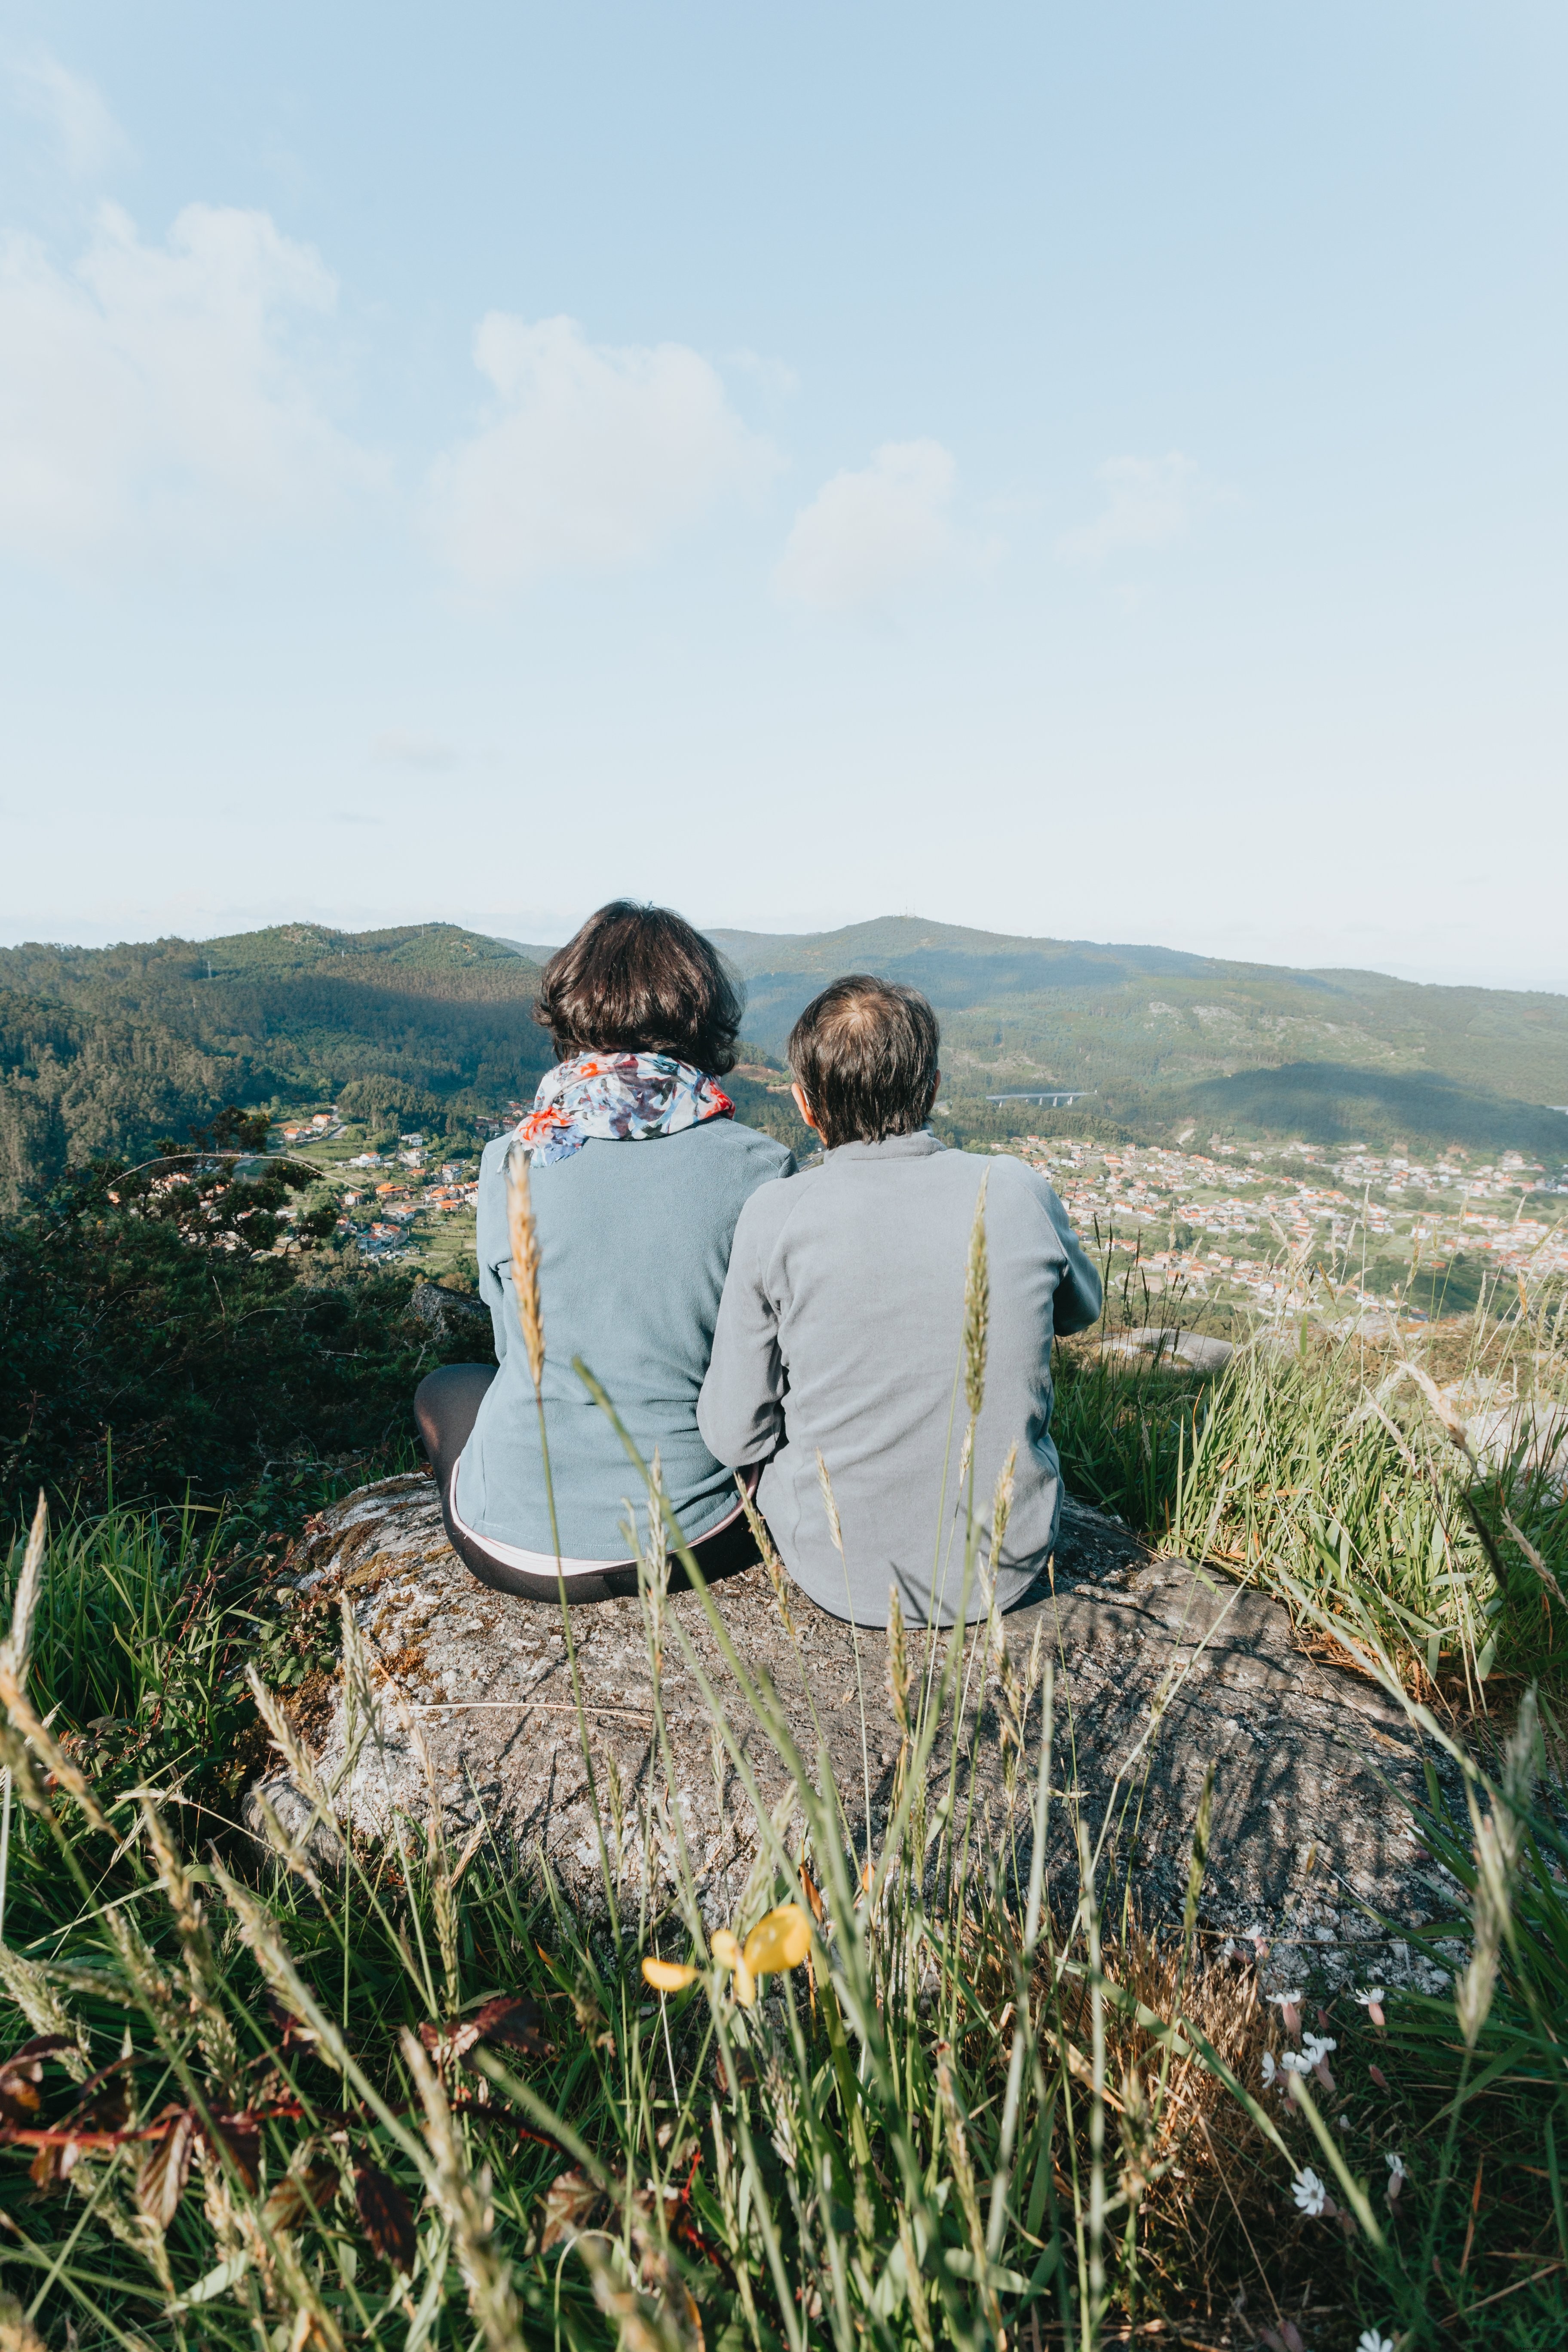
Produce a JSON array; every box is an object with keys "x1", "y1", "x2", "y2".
[{"x1": 263, "y1": 1472, "x2": 1475, "y2": 1993}]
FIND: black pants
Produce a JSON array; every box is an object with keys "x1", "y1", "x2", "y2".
[{"x1": 412, "y1": 1363, "x2": 761, "y2": 1602}]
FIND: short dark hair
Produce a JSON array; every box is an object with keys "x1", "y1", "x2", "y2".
[
  {"x1": 787, "y1": 976, "x2": 940, "y2": 1149},
  {"x1": 534, "y1": 901, "x2": 743, "y2": 1073}
]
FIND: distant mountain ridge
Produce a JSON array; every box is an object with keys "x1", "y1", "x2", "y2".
[
  {"x1": 695, "y1": 916, "x2": 1568, "y2": 1157},
  {"x1": 2, "y1": 914, "x2": 1565, "y2": 1203}
]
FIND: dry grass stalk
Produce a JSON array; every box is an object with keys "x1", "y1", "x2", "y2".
[
  {"x1": 0, "y1": 2289, "x2": 50, "y2": 2352},
  {"x1": 0, "y1": 1945, "x2": 90, "y2": 2080},
  {"x1": 504, "y1": 1141, "x2": 546, "y2": 1392},
  {"x1": 737, "y1": 1474, "x2": 796, "y2": 1636},
  {"x1": 1458, "y1": 1687, "x2": 1537, "y2": 2046},
  {"x1": 963, "y1": 1170, "x2": 990, "y2": 1424},
  {"x1": 245, "y1": 1662, "x2": 336, "y2": 1822},
  {"x1": 139, "y1": 1795, "x2": 244, "y2": 2100},
  {"x1": 404, "y1": 2029, "x2": 526, "y2": 2351},
  {"x1": 0, "y1": 1658, "x2": 108, "y2": 1835},
  {"x1": 815, "y1": 1449, "x2": 845, "y2": 1557},
  {"x1": 0, "y1": 1492, "x2": 48, "y2": 1690}
]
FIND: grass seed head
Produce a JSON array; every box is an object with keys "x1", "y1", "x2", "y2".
[
  {"x1": 504, "y1": 1140, "x2": 546, "y2": 1392},
  {"x1": 963, "y1": 1170, "x2": 991, "y2": 1422}
]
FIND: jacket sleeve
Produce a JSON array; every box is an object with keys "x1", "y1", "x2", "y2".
[
  {"x1": 1039, "y1": 1178, "x2": 1103, "y2": 1335},
  {"x1": 697, "y1": 1195, "x2": 787, "y2": 1466},
  {"x1": 475, "y1": 1143, "x2": 509, "y2": 1363}
]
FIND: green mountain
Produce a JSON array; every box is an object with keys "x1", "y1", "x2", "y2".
[
  {"x1": 3, "y1": 912, "x2": 1565, "y2": 1202},
  {"x1": 0, "y1": 923, "x2": 551, "y2": 1205},
  {"x1": 704, "y1": 917, "x2": 1568, "y2": 1160}
]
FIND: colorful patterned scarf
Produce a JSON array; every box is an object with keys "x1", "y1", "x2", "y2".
[{"x1": 512, "y1": 1051, "x2": 735, "y2": 1167}]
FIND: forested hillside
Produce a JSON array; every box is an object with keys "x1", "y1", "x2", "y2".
[
  {"x1": 4, "y1": 912, "x2": 1565, "y2": 1194},
  {"x1": 709, "y1": 917, "x2": 1568, "y2": 1157},
  {"x1": 0, "y1": 924, "x2": 550, "y2": 1204}
]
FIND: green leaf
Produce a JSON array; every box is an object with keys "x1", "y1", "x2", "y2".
[
  {"x1": 944, "y1": 2248, "x2": 1032, "y2": 2294},
  {"x1": 172, "y1": 2250, "x2": 250, "y2": 2310}
]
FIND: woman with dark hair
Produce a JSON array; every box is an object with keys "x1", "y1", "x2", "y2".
[{"x1": 413, "y1": 901, "x2": 793, "y2": 1600}]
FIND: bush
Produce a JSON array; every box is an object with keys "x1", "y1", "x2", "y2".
[{"x1": 0, "y1": 1131, "x2": 484, "y2": 1533}]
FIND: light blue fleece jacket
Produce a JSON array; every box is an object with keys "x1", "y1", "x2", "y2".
[{"x1": 456, "y1": 1118, "x2": 794, "y2": 1559}]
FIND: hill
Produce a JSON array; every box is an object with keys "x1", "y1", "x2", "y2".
[
  {"x1": 703, "y1": 917, "x2": 1568, "y2": 1159},
  {"x1": 0, "y1": 923, "x2": 551, "y2": 1204},
  {"x1": 3, "y1": 912, "x2": 1565, "y2": 1197}
]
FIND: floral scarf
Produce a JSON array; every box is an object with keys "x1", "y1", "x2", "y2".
[{"x1": 511, "y1": 1051, "x2": 735, "y2": 1167}]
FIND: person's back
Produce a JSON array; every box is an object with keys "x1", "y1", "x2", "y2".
[
  {"x1": 697, "y1": 977, "x2": 1100, "y2": 1625},
  {"x1": 415, "y1": 901, "x2": 792, "y2": 1600},
  {"x1": 465, "y1": 1111, "x2": 790, "y2": 1558}
]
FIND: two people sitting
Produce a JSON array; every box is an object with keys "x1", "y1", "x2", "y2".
[{"x1": 414, "y1": 900, "x2": 1102, "y2": 1629}]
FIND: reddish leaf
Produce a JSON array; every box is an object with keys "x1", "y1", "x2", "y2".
[
  {"x1": 207, "y1": 2112, "x2": 263, "y2": 2192},
  {"x1": 355, "y1": 2164, "x2": 417, "y2": 2274},
  {"x1": 0, "y1": 2036, "x2": 73, "y2": 2127},
  {"x1": 420, "y1": 1994, "x2": 548, "y2": 2068},
  {"x1": 471, "y1": 1994, "x2": 548, "y2": 2058},
  {"x1": 262, "y1": 2163, "x2": 339, "y2": 2234},
  {"x1": 263, "y1": 1991, "x2": 317, "y2": 2050},
  {"x1": 136, "y1": 2108, "x2": 197, "y2": 2232},
  {"x1": 418, "y1": 2017, "x2": 481, "y2": 2064},
  {"x1": 538, "y1": 2166, "x2": 608, "y2": 2252},
  {"x1": 29, "y1": 2138, "x2": 80, "y2": 2191}
]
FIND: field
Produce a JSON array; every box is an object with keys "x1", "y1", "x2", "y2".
[{"x1": 1, "y1": 1208, "x2": 1565, "y2": 2350}]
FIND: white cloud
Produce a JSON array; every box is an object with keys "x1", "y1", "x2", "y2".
[
  {"x1": 373, "y1": 730, "x2": 462, "y2": 770},
  {"x1": 5, "y1": 50, "x2": 129, "y2": 178},
  {"x1": 0, "y1": 202, "x2": 374, "y2": 564},
  {"x1": 1057, "y1": 452, "x2": 1209, "y2": 564},
  {"x1": 428, "y1": 313, "x2": 778, "y2": 590},
  {"x1": 774, "y1": 440, "x2": 973, "y2": 611}
]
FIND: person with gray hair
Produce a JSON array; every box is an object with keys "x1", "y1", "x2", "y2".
[{"x1": 697, "y1": 975, "x2": 1102, "y2": 1626}]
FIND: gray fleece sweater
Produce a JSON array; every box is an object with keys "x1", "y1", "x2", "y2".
[{"x1": 695, "y1": 1132, "x2": 1102, "y2": 1626}]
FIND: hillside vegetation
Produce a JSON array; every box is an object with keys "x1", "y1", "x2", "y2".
[
  {"x1": 4, "y1": 913, "x2": 1565, "y2": 1203},
  {"x1": 0, "y1": 924, "x2": 551, "y2": 1204},
  {"x1": 709, "y1": 916, "x2": 1568, "y2": 1158}
]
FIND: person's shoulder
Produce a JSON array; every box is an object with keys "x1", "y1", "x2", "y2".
[
  {"x1": 705, "y1": 1119, "x2": 795, "y2": 1176},
  {"x1": 731, "y1": 1152, "x2": 813, "y2": 1234},
  {"x1": 948, "y1": 1147, "x2": 1060, "y2": 1215},
  {"x1": 726, "y1": 1117, "x2": 794, "y2": 1161}
]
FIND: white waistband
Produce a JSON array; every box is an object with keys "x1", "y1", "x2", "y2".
[{"x1": 447, "y1": 1452, "x2": 750, "y2": 1578}]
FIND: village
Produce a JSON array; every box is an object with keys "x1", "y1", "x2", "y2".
[
  {"x1": 259, "y1": 1102, "x2": 1568, "y2": 1325},
  {"x1": 1007, "y1": 1131, "x2": 1568, "y2": 1316},
  {"x1": 266, "y1": 1109, "x2": 481, "y2": 1274}
]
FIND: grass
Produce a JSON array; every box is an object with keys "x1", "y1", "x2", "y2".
[
  {"x1": 0, "y1": 1233, "x2": 1565, "y2": 2346},
  {"x1": 1051, "y1": 1261, "x2": 1568, "y2": 1710}
]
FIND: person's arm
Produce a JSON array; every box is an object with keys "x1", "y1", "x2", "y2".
[
  {"x1": 474, "y1": 1142, "x2": 509, "y2": 1363},
  {"x1": 697, "y1": 1198, "x2": 787, "y2": 1466},
  {"x1": 1037, "y1": 1177, "x2": 1103, "y2": 1335}
]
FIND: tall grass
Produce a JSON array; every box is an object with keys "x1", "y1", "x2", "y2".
[
  {"x1": 1, "y1": 1225, "x2": 1566, "y2": 2345},
  {"x1": 1051, "y1": 1259, "x2": 1568, "y2": 1706}
]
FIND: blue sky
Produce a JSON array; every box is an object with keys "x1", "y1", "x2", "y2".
[{"x1": 1, "y1": 3, "x2": 1564, "y2": 987}]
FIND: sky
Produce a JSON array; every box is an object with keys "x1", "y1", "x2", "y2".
[{"x1": 0, "y1": 3, "x2": 1565, "y2": 991}]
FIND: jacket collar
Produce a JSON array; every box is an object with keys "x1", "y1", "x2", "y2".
[{"x1": 823, "y1": 1127, "x2": 946, "y2": 1164}]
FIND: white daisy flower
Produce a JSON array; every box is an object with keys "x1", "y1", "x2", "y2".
[
  {"x1": 1261, "y1": 2050, "x2": 1277, "y2": 2087},
  {"x1": 1302, "y1": 2032, "x2": 1338, "y2": 2066},
  {"x1": 1290, "y1": 2166, "x2": 1328, "y2": 2217},
  {"x1": 1353, "y1": 1986, "x2": 1386, "y2": 2007},
  {"x1": 1355, "y1": 2332, "x2": 1394, "y2": 2352},
  {"x1": 1386, "y1": 2150, "x2": 1407, "y2": 2183}
]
